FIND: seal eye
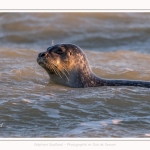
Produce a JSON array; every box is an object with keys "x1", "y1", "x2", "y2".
[{"x1": 55, "y1": 48, "x2": 63, "y2": 55}]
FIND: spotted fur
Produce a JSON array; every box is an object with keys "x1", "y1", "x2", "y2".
[{"x1": 37, "y1": 44, "x2": 150, "y2": 88}]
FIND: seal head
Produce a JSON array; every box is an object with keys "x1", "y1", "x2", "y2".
[
  {"x1": 37, "y1": 44, "x2": 94, "y2": 87},
  {"x1": 37, "y1": 44, "x2": 150, "y2": 88}
]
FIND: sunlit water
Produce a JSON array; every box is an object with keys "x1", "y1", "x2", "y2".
[{"x1": 0, "y1": 13, "x2": 150, "y2": 137}]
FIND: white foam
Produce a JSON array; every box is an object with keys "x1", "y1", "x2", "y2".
[
  {"x1": 112, "y1": 119, "x2": 122, "y2": 124},
  {"x1": 100, "y1": 121, "x2": 108, "y2": 126},
  {"x1": 145, "y1": 134, "x2": 150, "y2": 137},
  {"x1": 22, "y1": 99, "x2": 32, "y2": 103}
]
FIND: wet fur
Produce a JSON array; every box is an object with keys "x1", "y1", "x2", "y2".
[{"x1": 37, "y1": 44, "x2": 150, "y2": 88}]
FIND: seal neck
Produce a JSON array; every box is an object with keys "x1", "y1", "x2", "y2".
[{"x1": 75, "y1": 68, "x2": 101, "y2": 88}]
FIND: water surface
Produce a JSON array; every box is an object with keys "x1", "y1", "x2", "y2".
[{"x1": 0, "y1": 13, "x2": 150, "y2": 137}]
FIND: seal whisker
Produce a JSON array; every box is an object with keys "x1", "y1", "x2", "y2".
[
  {"x1": 62, "y1": 66, "x2": 69, "y2": 75},
  {"x1": 46, "y1": 59, "x2": 60, "y2": 77},
  {"x1": 46, "y1": 63, "x2": 59, "y2": 77},
  {"x1": 61, "y1": 69, "x2": 69, "y2": 81},
  {"x1": 53, "y1": 63, "x2": 69, "y2": 80},
  {"x1": 51, "y1": 65, "x2": 59, "y2": 76},
  {"x1": 52, "y1": 64, "x2": 62, "y2": 78},
  {"x1": 49, "y1": 64, "x2": 58, "y2": 75},
  {"x1": 58, "y1": 66, "x2": 70, "y2": 81}
]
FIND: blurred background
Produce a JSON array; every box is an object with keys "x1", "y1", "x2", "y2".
[{"x1": 0, "y1": 13, "x2": 150, "y2": 52}]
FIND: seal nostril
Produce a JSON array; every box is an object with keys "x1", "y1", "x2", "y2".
[
  {"x1": 38, "y1": 52, "x2": 46, "y2": 57},
  {"x1": 41, "y1": 53, "x2": 45, "y2": 57}
]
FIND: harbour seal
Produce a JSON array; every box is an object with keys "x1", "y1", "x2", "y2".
[{"x1": 37, "y1": 43, "x2": 150, "y2": 88}]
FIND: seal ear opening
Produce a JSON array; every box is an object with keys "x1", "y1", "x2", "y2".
[{"x1": 69, "y1": 51, "x2": 72, "y2": 56}]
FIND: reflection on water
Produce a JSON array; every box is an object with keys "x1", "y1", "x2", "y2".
[{"x1": 0, "y1": 13, "x2": 150, "y2": 137}]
